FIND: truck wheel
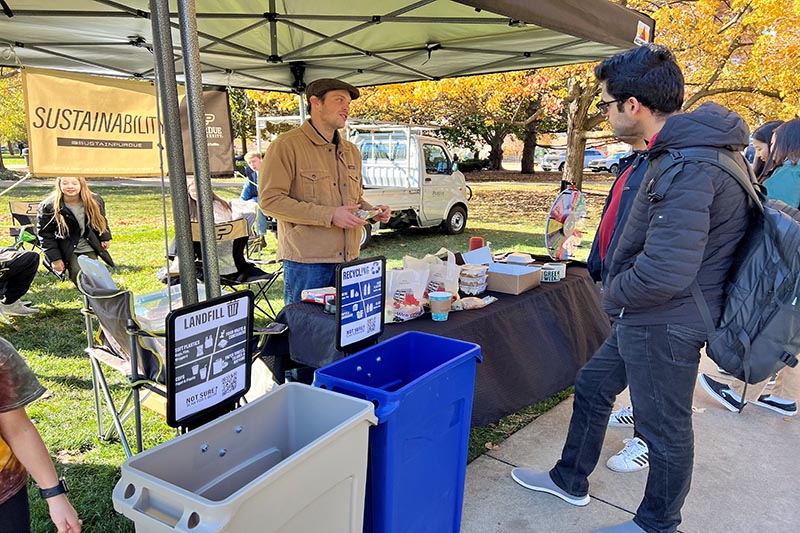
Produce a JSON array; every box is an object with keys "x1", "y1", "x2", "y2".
[
  {"x1": 609, "y1": 163, "x2": 619, "y2": 174},
  {"x1": 360, "y1": 224, "x2": 372, "y2": 247},
  {"x1": 558, "y1": 162, "x2": 565, "y2": 172},
  {"x1": 443, "y1": 206, "x2": 467, "y2": 235}
]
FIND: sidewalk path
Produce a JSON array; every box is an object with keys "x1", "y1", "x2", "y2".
[{"x1": 461, "y1": 355, "x2": 800, "y2": 532}]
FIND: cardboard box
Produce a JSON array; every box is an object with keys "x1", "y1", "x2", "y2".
[
  {"x1": 457, "y1": 247, "x2": 542, "y2": 295},
  {"x1": 487, "y1": 263, "x2": 542, "y2": 294}
]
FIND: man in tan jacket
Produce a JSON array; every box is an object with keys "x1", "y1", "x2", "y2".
[{"x1": 259, "y1": 78, "x2": 390, "y2": 304}]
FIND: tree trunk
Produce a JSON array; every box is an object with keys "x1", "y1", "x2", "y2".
[
  {"x1": 563, "y1": 77, "x2": 600, "y2": 190},
  {"x1": 240, "y1": 132, "x2": 248, "y2": 155},
  {"x1": 521, "y1": 104, "x2": 544, "y2": 174},
  {"x1": 488, "y1": 133, "x2": 504, "y2": 170},
  {"x1": 0, "y1": 152, "x2": 6, "y2": 171}
]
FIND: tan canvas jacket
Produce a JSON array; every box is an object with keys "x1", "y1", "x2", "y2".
[{"x1": 259, "y1": 120, "x2": 373, "y2": 263}]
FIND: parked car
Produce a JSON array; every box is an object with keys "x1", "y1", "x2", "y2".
[
  {"x1": 541, "y1": 148, "x2": 606, "y2": 172},
  {"x1": 588, "y1": 150, "x2": 633, "y2": 174}
]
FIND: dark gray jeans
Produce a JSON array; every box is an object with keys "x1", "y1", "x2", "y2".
[{"x1": 550, "y1": 322, "x2": 706, "y2": 533}]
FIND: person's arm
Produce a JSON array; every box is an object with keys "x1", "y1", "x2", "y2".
[
  {"x1": 35, "y1": 203, "x2": 66, "y2": 273},
  {"x1": 95, "y1": 194, "x2": 112, "y2": 247},
  {"x1": 0, "y1": 408, "x2": 81, "y2": 532}
]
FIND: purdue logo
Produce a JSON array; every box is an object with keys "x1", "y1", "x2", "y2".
[
  {"x1": 205, "y1": 114, "x2": 215, "y2": 125},
  {"x1": 214, "y1": 222, "x2": 234, "y2": 240}
]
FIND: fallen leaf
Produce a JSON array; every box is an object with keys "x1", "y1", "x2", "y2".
[{"x1": 484, "y1": 442, "x2": 500, "y2": 450}]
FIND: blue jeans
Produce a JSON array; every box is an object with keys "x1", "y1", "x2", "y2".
[
  {"x1": 550, "y1": 322, "x2": 706, "y2": 533},
  {"x1": 255, "y1": 210, "x2": 269, "y2": 235},
  {"x1": 282, "y1": 260, "x2": 337, "y2": 305}
]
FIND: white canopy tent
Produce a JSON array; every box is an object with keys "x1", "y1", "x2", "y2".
[
  {"x1": 1, "y1": 1, "x2": 653, "y2": 90},
  {"x1": 0, "y1": 0, "x2": 654, "y2": 303}
]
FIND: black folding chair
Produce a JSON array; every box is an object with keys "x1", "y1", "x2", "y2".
[
  {"x1": 9, "y1": 201, "x2": 41, "y2": 251},
  {"x1": 191, "y1": 219, "x2": 283, "y2": 320},
  {"x1": 8, "y1": 201, "x2": 64, "y2": 279}
]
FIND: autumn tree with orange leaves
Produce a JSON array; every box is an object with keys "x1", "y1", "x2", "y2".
[
  {"x1": 352, "y1": 72, "x2": 555, "y2": 171},
  {"x1": 539, "y1": 0, "x2": 799, "y2": 188}
]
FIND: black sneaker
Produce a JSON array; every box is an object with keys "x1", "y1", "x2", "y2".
[
  {"x1": 753, "y1": 395, "x2": 797, "y2": 416},
  {"x1": 698, "y1": 374, "x2": 744, "y2": 412}
]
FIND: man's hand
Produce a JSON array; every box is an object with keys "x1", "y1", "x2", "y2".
[
  {"x1": 51, "y1": 260, "x2": 65, "y2": 273},
  {"x1": 101, "y1": 241, "x2": 111, "y2": 250},
  {"x1": 332, "y1": 205, "x2": 368, "y2": 229},
  {"x1": 374, "y1": 205, "x2": 391, "y2": 224}
]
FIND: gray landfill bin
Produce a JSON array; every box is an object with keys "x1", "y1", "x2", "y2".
[{"x1": 113, "y1": 383, "x2": 376, "y2": 532}]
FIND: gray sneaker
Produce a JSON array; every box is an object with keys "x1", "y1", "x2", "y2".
[
  {"x1": 510, "y1": 468, "x2": 590, "y2": 506},
  {"x1": 0, "y1": 300, "x2": 39, "y2": 316}
]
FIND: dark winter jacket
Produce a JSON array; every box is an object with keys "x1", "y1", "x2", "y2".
[
  {"x1": 603, "y1": 102, "x2": 751, "y2": 326},
  {"x1": 36, "y1": 193, "x2": 114, "y2": 268},
  {"x1": 587, "y1": 150, "x2": 649, "y2": 284}
]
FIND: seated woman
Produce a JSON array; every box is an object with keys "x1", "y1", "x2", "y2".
[
  {"x1": 37, "y1": 176, "x2": 114, "y2": 286},
  {"x1": 185, "y1": 181, "x2": 271, "y2": 283}
]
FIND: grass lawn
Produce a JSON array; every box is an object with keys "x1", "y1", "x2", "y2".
[{"x1": 0, "y1": 176, "x2": 610, "y2": 532}]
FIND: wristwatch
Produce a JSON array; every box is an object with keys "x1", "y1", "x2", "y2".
[{"x1": 39, "y1": 479, "x2": 69, "y2": 499}]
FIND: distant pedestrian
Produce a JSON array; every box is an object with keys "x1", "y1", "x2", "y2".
[
  {"x1": 762, "y1": 118, "x2": 800, "y2": 208},
  {"x1": 750, "y1": 120, "x2": 783, "y2": 182},
  {"x1": 239, "y1": 151, "x2": 270, "y2": 235}
]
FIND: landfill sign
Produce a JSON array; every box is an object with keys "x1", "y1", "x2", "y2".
[
  {"x1": 336, "y1": 256, "x2": 385, "y2": 352},
  {"x1": 166, "y1": 291, "x2": 253, "y2": 427}
]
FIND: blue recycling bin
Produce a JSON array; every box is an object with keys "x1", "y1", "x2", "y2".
[{"x1": 313, "y1": 331, "x2": 482, "y2": 533}]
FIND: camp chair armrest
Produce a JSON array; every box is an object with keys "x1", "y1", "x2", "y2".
[{"x1": 128, "y1": 328, "x2": 166, "y2": 339}]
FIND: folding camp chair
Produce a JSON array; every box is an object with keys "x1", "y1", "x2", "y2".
[
  {"x1": 8, "y1": 201, "x2": 64, "y2": 279},
  {"x1": 191, "y1": 218, "x2": 283, "y2": 320},
  {"x1": 78, "y1": 265, "x2": 169, "y2": 457},
  {"x1": 9, "y1": 201, "x2": 41, "y2": 251}
]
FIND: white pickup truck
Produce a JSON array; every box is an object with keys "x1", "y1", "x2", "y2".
[{"x1": 353, "y1": 127, "x2": 471, "y2": 246}]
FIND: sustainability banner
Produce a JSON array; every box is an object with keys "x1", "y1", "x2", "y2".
[{"x1": 22, "y1": 67, "x2": 163, "y2": 177}]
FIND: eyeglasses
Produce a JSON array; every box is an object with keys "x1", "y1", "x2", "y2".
[{"x1": 596, "y1": 98, "x2": 623, "y2": 114}]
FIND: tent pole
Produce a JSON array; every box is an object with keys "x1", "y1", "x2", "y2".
[
  {"x1": 299, "y1": 94, "x2": 307, "y2": 123},
  {"x1": 177, "y1": 0, "x2": 221, "y2": 299},
  {"x1": 149, "y1": 0, "x2": 198, "y2": 305}
]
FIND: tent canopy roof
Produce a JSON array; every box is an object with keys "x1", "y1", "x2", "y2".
[{"x1": 0, "y1": 0, "x2": 654, "y2": 91}]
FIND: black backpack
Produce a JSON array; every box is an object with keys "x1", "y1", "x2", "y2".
[{"x1": 647, "y1": 147, "x2": 800, "y2": 398}]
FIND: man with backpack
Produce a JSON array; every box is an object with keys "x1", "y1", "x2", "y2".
[{"x1": 510, "y1": 44, "x2": 751, "y2": 533}]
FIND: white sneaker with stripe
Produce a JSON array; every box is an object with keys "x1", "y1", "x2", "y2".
[
  {"x1": 608, "y1": 406, "x2": 635, "y2": 428},
  {"x1": 606, "y1": 437, "x2": 649, "y2": 473}
]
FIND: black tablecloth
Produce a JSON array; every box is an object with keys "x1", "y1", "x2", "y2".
[{"x1": 262, "y1": 266, "x2": 610, "y2": 426}]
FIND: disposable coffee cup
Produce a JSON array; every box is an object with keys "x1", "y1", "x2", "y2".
[
  {"x1": 543, "y1": 262, "x2": 567, "y2": 278},
  {"x1": 542, "y1": 262, "x2": 566, "y2": 282},
  {"x1": 429, "y1": 291, "x2": 452, "y2": 321}
]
